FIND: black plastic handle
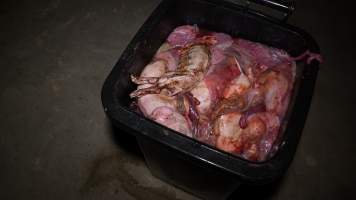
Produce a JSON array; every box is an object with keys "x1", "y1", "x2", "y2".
[{"x1": 230, "y1": 0, "x2": 295, "y2": 21}]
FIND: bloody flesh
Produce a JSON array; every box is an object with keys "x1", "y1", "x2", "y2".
[{"x1": 130, "y1": 25, "x2": 297, "y2": 161}]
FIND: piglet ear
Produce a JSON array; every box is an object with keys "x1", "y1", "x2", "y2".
[
  {"x1": 167, "y1": 25, "x2": 199, "y2": 47},
  {"x1": 211, "y1": 32, "x2": 233, "y2": 50}
]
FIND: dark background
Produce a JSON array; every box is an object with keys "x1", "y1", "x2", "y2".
[{"x1": 1, "y1": 0, "x2": 355, "y2": 199}]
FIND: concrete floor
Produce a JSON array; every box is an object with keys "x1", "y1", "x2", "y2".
[{"x1": 1, "y1": 0, "x2": 355, "y2": 199}]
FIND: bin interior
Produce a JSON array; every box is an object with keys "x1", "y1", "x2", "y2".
[{"x1": 113, "y1": 0, "x2": 309, "y2": 144}]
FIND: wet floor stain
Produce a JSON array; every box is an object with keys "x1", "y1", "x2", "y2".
[{"x1": 81, "y1": 151, "x2": 196, "y2": 200}]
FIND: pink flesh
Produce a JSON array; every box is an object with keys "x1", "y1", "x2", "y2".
[
  {"x1": 179, "y1": 93, "x2": 200, "y2": 137},
  {"x1": 230, "y1": 44, "x2": 258, "y2": 78},
  {"x1": 211, "y1": 47, "x2": 226, "y2": 65},
  {"x1": 189, "y1": 60, "x2": 241, "y2": 116},
  {"x1": 241, "y1": 115, "x2": 267, "y2": 160},
  {"x1": 195, "y1": 119, "x2": 216, "y2": 146},
  {"x1": 272, "y1": 62, "x2": 296, "y2": 84},
  {"x1": 204, "y1": 60, "x2": 241, "y2": 105},
  {"x1": 239, "y1": 103, "x2": 266, "y2": 129},
  {"x1": 215, "y1": 112, "x2": 268, "y2": 160}
]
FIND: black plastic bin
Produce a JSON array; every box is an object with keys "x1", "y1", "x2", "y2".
[{"x1": 101, "y1": 0, "x2": 320, "y2": 199}]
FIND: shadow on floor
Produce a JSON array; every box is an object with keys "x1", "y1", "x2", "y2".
[{"x1": 108, "y1": 122, "x2": 144, "y2": 160}]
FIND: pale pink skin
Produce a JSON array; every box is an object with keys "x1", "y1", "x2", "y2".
[
  {"x1": 137, "y1": 94, "x2": 176, "y2": 117},
  {"x1": 235, "y1": 38, "x2": 291, "y2": 68},
  {"x1": 138, "y1": 94, "x2": 192, "y2": 137},
  {"x1": 137, "y1": 60, "x2": 167, "y2": 90},
  {"x1": 190, "y1": 81, "x2": 212, "y2": 115},
  {"x1": 151, "y1": 106, "x2": 192, "y2": 137},
  {"x1": 154, "y1": 44, "x2": 179, "y2": 71},
  {"x1": 137, "y1": 58, "x2": 173, "y2": 115},
  {"x1": 140, "y1": 60, "x2": 167, "y2": 78}
]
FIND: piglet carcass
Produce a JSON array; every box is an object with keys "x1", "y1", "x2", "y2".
[{"x1": 130, "y1": 25, "x2": 319, "y2": 161}]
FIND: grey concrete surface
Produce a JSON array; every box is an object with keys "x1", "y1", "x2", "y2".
[{"x1": 0, "y1": 0, "x2": 355, "y2": 199}]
